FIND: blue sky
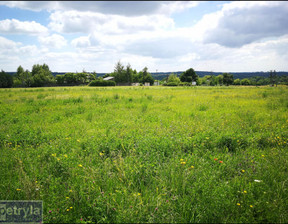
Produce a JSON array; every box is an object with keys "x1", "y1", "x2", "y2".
[{"x1": 0, "y1": 1, "x2": 288, "y2": 73}]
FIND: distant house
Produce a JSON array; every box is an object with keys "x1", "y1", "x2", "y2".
[
  {"x1": 154, "y1": 81, "x2": 160, "y2": 86},
  {"x1": 103, "y1": 76, "x2": 115, "y2": 81},
  {"x1": 145, "y1": 82, "x2": 150, "y2": 86},
  {"x1": 192, "y1": 81, "x2": 197, "y2": 86},
  {"x1": 132, "y1": 83, "x2": 140, "y2": 86}
]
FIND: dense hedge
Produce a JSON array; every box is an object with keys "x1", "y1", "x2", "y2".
[{"x1": 88, "y1": 80, "x2": 116, "y2": 86}]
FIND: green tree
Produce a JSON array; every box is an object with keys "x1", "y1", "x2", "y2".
[
  {"x1": 222, "y1": 73, "x2": 234, "y2": 86},
  {"x1": 31, "y1": 64, "x2": 55, "y2": 87},
  {"x1": 141, "y1": 67, "x2": 154, "y2": 85},
  {"x1": 240, "y1": 78, "x2": 251, "y2": 85},
  {"x1": 167, "y1": 73, "x2": 180, "y2": 85},
  {"x1": 269, "y1": 70, "x2": 278, "y2": 86},
  {"x1": 233, "y1": 79, "x2": 241, "y2": 85},
  {"x1": 0, "y1": 70, "x2": 13, "y2": 88},
  {"x1": 180, "y1": 68, "x2": 198, "y2": 83},
  {"x1": 113, "y1": 61, "x2": 126, "y2": 83}
]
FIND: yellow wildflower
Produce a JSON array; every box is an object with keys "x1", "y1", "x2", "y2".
[
  {"x1": 77, "y1": 139, "x2": 80, "y2": 142},
  {"x1": 78, "y1": 164, "x2": 83, "y2": 167},
  {"x1": 70, "y1": 207, "x2": 73, "y2": 209},
  {"x1": 66, "y1": 197, "x2": 69, "y2": 199},
  {"x1": 138, "y1": 193, "x2": 141, "y2": 196},
  {"x1": 66, "y1": 209, "x2": 69, "y2": 211},
  {"x1": 99, "y1": 152, "x2": 104, "y2": 156},
  {"x1": 261, "y1": 154, "x2": 265, "y2": 157},
  {"x1": 250, "y1": 205, "x2": 253, "y2": 208},
  {"x1": 237, "y1": 203, "x2": 240, "y2": 206},
  {"x1": 191, "y1": 166, "x2": 195, "y2": 169},
  {"x1": 181, "y1": 161, "x2": 186, "y2": 165},
  {"x1": 64, "y1": 154, "x2": 68, "y2": 158},
  {"x1": 241, "y1": 169, "x2": 245, "y2": 173},
  {"x1": 16, "y1": 189, "x2": 21, "y2": 191},
  {"x1": 243, "y1": 190, "x2": 247, "y2": 194}
]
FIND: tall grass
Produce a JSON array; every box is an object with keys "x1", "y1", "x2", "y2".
[{"x1": 0, "y1": 86, "x2": 287, "y2": 223}]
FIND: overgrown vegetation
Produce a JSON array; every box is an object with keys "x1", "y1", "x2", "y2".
[{"x1": 0, "y1": 86, "x2": 287, "y2": 223}]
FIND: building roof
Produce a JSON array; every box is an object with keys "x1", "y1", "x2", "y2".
[{"x1": 103, "y1": 76, "x2": 115, "y2": 81}]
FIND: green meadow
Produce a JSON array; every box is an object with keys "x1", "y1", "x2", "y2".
[{"x1": 0, "y1": 86, "x2": 287, "y2": 223}]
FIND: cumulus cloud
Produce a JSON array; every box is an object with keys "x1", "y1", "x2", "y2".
[
  {"x1": 49, "y1": 10, "x2": 174, "y2": 34},
  {"x1": 202, "y1": 1, "x2": 288, "y2": 47},
  {"x1": 38, "y1": 34, "x2": 67, "y2": 49},
  {"x1": 0, "y1": 19, "x2": 48, "y2": 35}
]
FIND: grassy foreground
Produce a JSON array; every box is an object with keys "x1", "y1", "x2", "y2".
[{"x1": 0, "y1": 86, "x2": 287, "y2": 223}]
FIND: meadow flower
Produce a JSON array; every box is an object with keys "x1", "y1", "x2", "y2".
[
  {"x1": 70, "y1": 207, "x2": 73, "y2": 209},
  {"x1": 254, "y1": 179, "x2": 262, "y2": 182},
  {"x1": 237, "y1": 203, "x2": 241, "y2": 206},
  {"x1": 214, "y1": 158, "x2": 218, "y2": 161},
  {"x1": 138, "y1": 193, "x2": 141, "y2": 196},
  {"x1": 99, "y1": 152, "x2": 104, "y2": 156},
  {"x1": 181, "y1": 161, "x2": 186, "y2": 165},
  {"x1": 66, "y1": 209, "x2": 69, "y2": 211},
  {"x1": 69, "y1": 190, "x2": 73, "y2": 192},
  {"x1": 241, "y1": 169, "x2": 245, "y2": 173},
  {"x1": 64, "y1": 154, "x2": 68, "y2": 158},
  {"x1": 219, "y1": 161, "x2": 223, "y2": 163},
  {"x1": 51, "y1": 153, "x2": 56, "y2": 157},
  {"x1": 77, "y1": 139, "x2": 80, "y2": 142},
  {"x1": 243, "y1": 190, "x2": 247, "y2": 194},
  {"x1": 16, "y1": 188, "x2": 21, "y2": 191},
  {"x1": 250, "y1": 205, "x2": 253, "y2": 208},
  {"x1": 57, "y1": 158, "x2": 60, "y2": 161},
  {"x1": 66, "y1": 197, "x2": 69, "y2": 199},
  {"x1": 78, "y1": 164, "x2": 83, "y2": 167},
  {"x1": 49, "y1": 210, "x2": 52, "y2": 213},
  {"x1": 191, "y1": 166, "x2": 194, "y2": 169}
]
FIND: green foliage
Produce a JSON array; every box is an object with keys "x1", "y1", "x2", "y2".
[
  {"x1": 223, "y1": 73, "x2": 234, "y2": 86},
  {"x1": 180, "y1": 68, "x2": 198, "y2": 83},
  {"x1": 234, "y1": 79, "x2": 241, "y2": 85},
  {"x1": 240, "y1": 78, "x2": 251, "y2": 85},
  {"x1": 88, "y1": 80, "x2": 116, "y2": 86},
  {"x1": 167, "y1": 73, "x2": 180, "y2": 84},
  {"x1": 0, "y1": 70, "x2": 13, "y2": 88}
]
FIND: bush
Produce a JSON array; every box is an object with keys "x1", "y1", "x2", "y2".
[{"x1": 88, "y1": 80, "x2": 116, "y2": 86}]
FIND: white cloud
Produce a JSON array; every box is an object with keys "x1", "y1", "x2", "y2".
[
  {"x1": 0, "y1": 19, "x2": 48, "y2": 35},
  {"x1": 49, "y1": 10, "x2": 174, "y2": 34},
  {"x1": 201, "y1": 1, "x2": 288, "y2": 47},
  {"x1": 38, "y1": 34, "x2": 67, "y2": 49}
]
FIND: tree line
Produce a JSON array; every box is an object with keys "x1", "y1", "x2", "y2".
[{"x1": 0, "y1": 62, "x2": 287, "y2": 88}]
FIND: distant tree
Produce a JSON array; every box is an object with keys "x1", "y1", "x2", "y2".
[
  {"x1": 167, "y1": 73, "x2": 180, "y2": 84},
  {"x1": 125, "y1": 63, "x2": 132, "y2": 84},
  {"x1": 180, "y1": 68, "x2": 198, "y2": 83},
  {"x1": 31, "y1": 64, "x2": 55, "y2": 87},
  {"x1": 269, "y1": 70, "x2": 278, "y2": 86},
  {"x1": 113, "y1": 61, "x2": 126, "y2": 83},
  {"x1": 216, "y1": 75, "x2": 223, "y2": 86},
  {"x1": 240, "y1": 78, "x2": 251, "y2": 85},
  {"x1": 233, "y1": 79, "x2": 241, "y2": 85},
  {"x1": 0, "y1": 70, "x2": 13, "y2": 88},
  {"x1": 141, "y1": 67, "x2": 154, "y2": 85},
  {"x1": 222, "y1": 73, "x2": 234, "y2": 86}
]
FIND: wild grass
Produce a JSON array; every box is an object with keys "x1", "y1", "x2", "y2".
[{"x1": 0, "y1": 86, "x2": 287, "y2": 223}]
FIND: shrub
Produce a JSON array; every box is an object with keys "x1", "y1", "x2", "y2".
[{"x1": 88, "y1": 80, "x2": 116, "y2": 86}]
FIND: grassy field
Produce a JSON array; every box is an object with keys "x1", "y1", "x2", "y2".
[{"x1": 0, "y1": 86, "x2": 287, "y2": 223}]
